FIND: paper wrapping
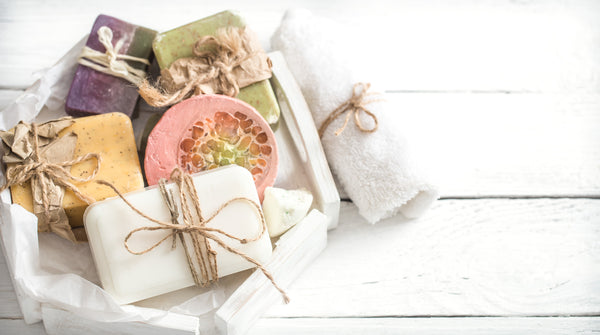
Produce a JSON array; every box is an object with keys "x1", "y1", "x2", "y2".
[
  {"x1": 0, "y1": 119, "x2": 80, "y2": 242},
  {"x1": 140, "y1": 27, "x2": 272, "y2": 107}
]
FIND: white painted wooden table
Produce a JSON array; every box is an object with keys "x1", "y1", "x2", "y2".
[{"x1": 1, "y1": 0, "x2": 599, "y2": 333}]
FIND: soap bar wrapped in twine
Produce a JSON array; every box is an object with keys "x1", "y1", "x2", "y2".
[
  {"x1": 78, "y1": 26, "x2": 151, "y2": 86},
  {"x1": 0, "y1": 118, "x2": 101, "y2": 242},
  {"x1": 79, "y1": 25, "x2": 272, "y2": 107},
  {"x1": 138, "y1": 26, "x2": 272, "y2": 107},
  {"x1": 97, "y1": 167, "x2": 290, "y2": 303}
]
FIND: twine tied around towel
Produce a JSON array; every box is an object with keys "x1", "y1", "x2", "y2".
[
  {"x1": 96, "y1": 168, "x2": 290, "y2": 303},
  {"x1": 78, "y1": 26, "x2": 151, "y2": 86},
  {"x1": 318, "y1": 82, "x2": 381, "y2": 138},
  {"x1": 138, "y1": 27, "x2": 272, "y2": 107},
  {"x1": 0, "y1": 119, "x2": 101, "y2": 242}
]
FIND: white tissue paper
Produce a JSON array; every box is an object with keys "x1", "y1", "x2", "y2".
[
  {"x1": 0, "y1": 37, "x2": 224, "y2": 326},
  {"x1": 272, "y1": 9, "x2": 439, "y2": 223},
  {"x1": 0, "y1": 35, "x2": 333, "y2": 335}
]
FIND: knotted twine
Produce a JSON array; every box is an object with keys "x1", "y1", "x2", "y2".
[
  {"x1": 97, "y1": 167, "x2": 290, "y2": 303},
  {"x1": 138, "y1": 27, "x2": 272, "y2": 107},
  {"x1": 78, "y1": 26, "x2": 151, "y2": 86},
  {"x1": 318, "y1": 82, "x2": 381, "y2": 138},
  {"x1": 0, "y1": 118, "x2": 101, "y2": 242}
]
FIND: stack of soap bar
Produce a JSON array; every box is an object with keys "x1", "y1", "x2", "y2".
[
  {"x1": 10, "y1": 113, "x2": 145, "y2": 229},
  {"x1": 152, "y1": 10, "x2": 280, "y2": 124},
  {"x1": 66, "y1": 14, "x2": 156, "y2": 118},
  {"x1": 84, "y1": 165, "x2": 273, "y2": 304}
]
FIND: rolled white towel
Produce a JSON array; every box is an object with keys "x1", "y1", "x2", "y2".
[{"x1": 271, "y1": 9, "x2": 438, "y2": 223}]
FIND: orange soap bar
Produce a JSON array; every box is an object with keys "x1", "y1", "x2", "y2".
[{"x1": 10, "y1": 113, "x2": 144, "y2": 228}]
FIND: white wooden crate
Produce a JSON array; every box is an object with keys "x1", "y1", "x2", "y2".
[{"x1": 0, "y1": 51, "x2": 340, "y2": 335}]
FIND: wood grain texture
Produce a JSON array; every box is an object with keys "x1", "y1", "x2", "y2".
[
  {"x1": 1, "y1": 0, "x2": 599, "y2": 333},
  {"x1": 3, "y1": 315, "x2": 600, "y2": 335},
  {"x1": 264, "y1": 200, "x2": 600, "y2": 318},
  {"x1": 250, "y1": 317, "x2": 600, "y2": 335},
  {"x1": 2, "y1": 90, "x2": 599, "y2": 198},
  {"x1": 2, "y1": 199, "x2": 599, "y2": 324},
  {"x1": 1, "y1": 0, "x2": 599, "y2": 92},
  {"x1": 0, "y1": 246, "x2": 21, "y2": 319},
  {"x1": 386, "y1": 93, "x2": 600, "y2": 197},
  {"x1": 0, "y1": 319, "x2": 46, "y2": 335}
]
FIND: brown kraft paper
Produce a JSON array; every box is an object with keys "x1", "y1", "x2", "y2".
[
  {"x1": 139, "y1": 27, "x2": 272, "y2": 107},
  {"x1": 0, "y1": 118, "x2": 94, "y2": 242}
]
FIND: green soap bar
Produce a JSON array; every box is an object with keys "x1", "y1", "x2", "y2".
[
  {"x1": 153, "y1": 10, "x2": 280, "y2": 124},
  {"x1": 237, "y1": 80, "x2": 280, "y2": 124}
]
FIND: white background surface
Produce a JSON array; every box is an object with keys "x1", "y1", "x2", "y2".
[{"x1": 1, "y1": 0, "x2": 599, "y2": 333}]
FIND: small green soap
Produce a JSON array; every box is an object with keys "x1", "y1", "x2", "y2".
[{"x1": 153, "y1": 10, "x2": 280, "y2": 124}]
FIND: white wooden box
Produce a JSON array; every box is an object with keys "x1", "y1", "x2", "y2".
[{"x1": 0, "y1": 50, "x2": 340, "y2": 335}]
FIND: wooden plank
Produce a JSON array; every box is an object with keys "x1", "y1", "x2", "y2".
[
  {"x1": 1, "y1": 199, "x2": 599, "y2": 330},
  {"x1": 250, "y1": 317, "x2": 600, "y2": 335},
  {"x1": 3, "y1": 89, "x2": 599, "y2": 198},
  {"x1": 263, "y1": 200, "x2": 600, "y2": 318},
  {"x1": 2, "y1": 316, "x2": 600, "y2": 335},
  {"x1": 385, "y1": 92, "x2": 600, "y2": 197},
  {"x1": 0, "y1": 0, "x2": 598, "y2": 91},
  {"x1": 0, "y1": 246, "x2": 21, "y2": 319},
  {"x1": 2, "y1": 200, "x2": 599, "y2": 320},
  {"x1": 0, "y1": 319, "x2": 46, "y2": 335}
]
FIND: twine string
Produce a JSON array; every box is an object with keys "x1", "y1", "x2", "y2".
[
  {"x1": 78, "y1": 26, "x2": 151, "y2": 86},
  {"x1": 0, "y1": 123, "x2": 102, "y2": 207},
  {"x1": 318, "y1": 82, "x2": 382, "y2": 138},
  {"x1": 96, "y1": 168, "x2": 290, "y2": 303},
  {"x1": 138, "y1": 27, "x2": 268, "y2": 107}
]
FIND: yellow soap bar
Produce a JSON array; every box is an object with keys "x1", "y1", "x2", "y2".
[{"x1": 10, "y1": 113, "x2": 144, "y2": 228}]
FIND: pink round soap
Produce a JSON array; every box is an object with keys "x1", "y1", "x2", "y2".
[{"x1": 144, "y1": 95, "x2": 278, "y2": 200}]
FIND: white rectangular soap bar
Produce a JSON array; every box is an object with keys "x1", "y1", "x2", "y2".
[{"x1": 84, "y1": 165, "x2": 273, "y2": 305}]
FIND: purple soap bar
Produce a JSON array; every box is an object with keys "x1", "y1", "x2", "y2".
[{"x1": 66, "y1": 15, "x2": 156, "y2": 118}]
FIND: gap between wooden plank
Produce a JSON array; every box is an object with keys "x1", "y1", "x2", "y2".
[
  {"x1": 385, "y1": 90, "x2": 541, "y2": 94},
  {"x1": 263, "y1": 313, "x2": 600, "y2": 320},
  {"x1": 4, "y1": 90, "x2": 599, "y2": 198},
  {"x1": 440, "y1": 196, "x2": 600, "y2": 200},
  {"x1": 2, "y1": 316, "x2": 600, "y2": 335},
  {"x1": 1, "y1": 0, "x2": 599, "y2": 92},
  {"x1": 265, "y1": 199, "x2": 600, "y2": 318},
  {"x1": 250, "y1": 316, "x2": 600, "y2": 335}
]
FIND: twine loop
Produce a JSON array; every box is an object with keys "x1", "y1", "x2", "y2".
[
  {"x1": 78, "y1": 26, "x2": 151, "y2": 86},
  {"x1": 191, "y1": 32, "x2": 248, "y2": 98},
  {"x1": 138, "y1": 27, "x2": 272, "y2": 107},
  {"x1": 96, "y1": 167, "x2": 290, "y2": 303},
  {"x1": 318, "y1": 82, "x2": 381, "y2": 138},
  {"x1": 0, "y1": 122, "x2": 101, "y2": 217}
]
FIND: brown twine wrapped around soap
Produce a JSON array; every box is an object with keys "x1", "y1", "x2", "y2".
[
  {"x1": 318, "y1": 82, "x2": 381, "y2": 138},
  {"x1": 96, "y1": 167, "x2": 290, "y2": 303},
  {"x1": 138, "y1": 27, "x2": 272, "y2": 107},
  {"x1": 79, "y1": 26, "x2": 151, "y2": 86},
  {"x1": 0, "y1": 118, "x2": 101, "y2": 243}
]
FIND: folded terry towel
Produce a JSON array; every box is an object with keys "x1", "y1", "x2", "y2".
[{"x1": 271, "y1": 9, "x2": 439, "y2": 223}]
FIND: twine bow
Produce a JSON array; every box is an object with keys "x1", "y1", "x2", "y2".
[
  {"x1": 318, "y1": 82, "x2": 381, "y2": 138},
  {"x1": 78, "y1": 26, "x2": 151, "y2": 86},
  {"x1": 97, "y1": 168, "x2": 290, "y2": 303},
  {"x1": 138, "y1": 27, "x2": 272, "y2": 107},
  {"x1": 0, "y1": 120, "x2": 101, "y2": 242}
]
